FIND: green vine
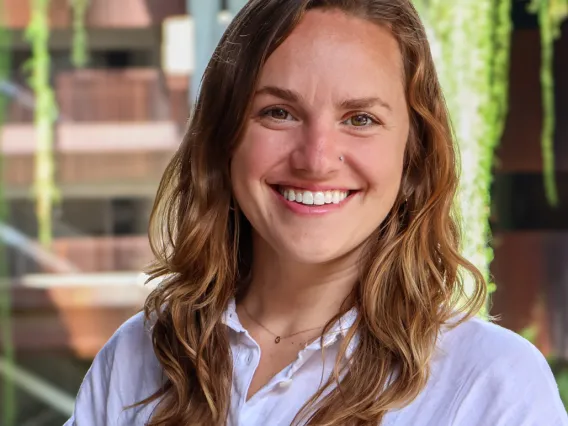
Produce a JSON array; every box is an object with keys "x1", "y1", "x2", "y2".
[
  {"x1": 0, "y1": 1, "x2": 15, "y2": 424},
  {"x1": 414, "y1": 0, "x2": 513, "y2": 309},
  {"x1": 25, "y1": 0, "x2": 59, "y2": 247},
  {"x1": 528, "y1": 0, "x2": 568, "y2": 206},
  {"x1": 558, "y1": 368, "x2": 568, "y2": 409},
  {"x1": 70, "y1": 0, "x2": 90, "y2": 68}
]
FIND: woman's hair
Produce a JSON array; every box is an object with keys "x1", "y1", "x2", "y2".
[{"x1": 138, "y1": 0, "x2": 486, "y2": 424}]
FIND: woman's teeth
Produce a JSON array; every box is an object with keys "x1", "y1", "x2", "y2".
[{"x1": 278, "y1": 187, "x2": 350, "y2": 205}]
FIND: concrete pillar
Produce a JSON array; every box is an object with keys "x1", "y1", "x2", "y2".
[
  {"x1": 228, "y1": 0, "x2": 248, "y2": 15},
  {"x1": 187, "y1": 0, "x2": 248, "y2": 104},
  {"x1": 187, "y1": 0, "x2": 222, "y2": 103}
]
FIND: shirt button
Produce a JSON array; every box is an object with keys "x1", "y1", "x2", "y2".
[{"x1": 278, "y1": 379, "x2": 293, "y2": 389}]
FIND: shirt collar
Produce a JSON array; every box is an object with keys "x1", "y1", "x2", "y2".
[{"x1": 222, "y1": 298, "x2": 359, "y2": 358}]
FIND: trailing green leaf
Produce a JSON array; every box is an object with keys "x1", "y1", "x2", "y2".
[
  {"x1": 70, "y1": 0, "x2": 90, "y2": 68},
  {"x1": 414, "y1": 0, "x2": 513, "y2": 312},
  {"x1": 528, "y1": 0, "x2": 568, "y2": 206},
  {"x1": 0, "y1": 1, "x2": 15, "y2": 424},
  {"x1": 25, "y1": 0, "x2": 59, "y2": 247},
  {"x1": 557, "y1": 368, "x2": 568, "y2": 409}
]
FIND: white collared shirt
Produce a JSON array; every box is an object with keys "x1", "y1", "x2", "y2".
[{"x1": 64, "y1": 301, "x2": 568, "y2": 425}]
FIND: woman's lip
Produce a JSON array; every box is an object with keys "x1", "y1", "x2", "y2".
[
  {"x1": 270, "y1": 185, "x2": 356, "y2": 215},
  {"x1": 270, "y1": 183, "x2": 357, "y2": 192}
]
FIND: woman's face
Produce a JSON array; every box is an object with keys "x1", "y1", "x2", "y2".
[{"x1": 231, "y1": 9, "x2": 410, "y2": 264}]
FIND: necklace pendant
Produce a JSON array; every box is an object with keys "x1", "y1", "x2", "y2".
[{"x1": 275, "y1": 336, "x2": 281, "y2": 344}]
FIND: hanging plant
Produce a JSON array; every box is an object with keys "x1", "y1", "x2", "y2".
[
  {"x1": 414, "y1": 0, "x2": 513, "y2": 308},
  {"x1": 25, "y1": 0, "x2": 59, "y2": 247},
  {"x1": 70, "y1": 0, "x2": 90, "y2": 68},
  {"x1": 528, "y1": 0, "x2": 568, "y2": 206},
  {"x1": 0, "y1": 4, "x2": 15, "y2": 424}
]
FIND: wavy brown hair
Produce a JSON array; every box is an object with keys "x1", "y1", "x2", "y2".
[{"x1": 137, "y1": 0, "x2": 487, "y2": 424}]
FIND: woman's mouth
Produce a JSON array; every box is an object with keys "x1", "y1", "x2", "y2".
[{"x1": 275, "y1": 185, "x2": 352, "y2": 206}]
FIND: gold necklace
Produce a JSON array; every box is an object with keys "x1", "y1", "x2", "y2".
[{"x1": 242, "y1": 304, "x2": 325, "y2": 344}]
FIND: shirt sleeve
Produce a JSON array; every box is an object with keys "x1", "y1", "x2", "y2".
[
  {"x1": 452, "y1": 337, "x2": 568, "y2": 426},
  {"x1": 63, "y1": 340, "x2": 116, "y2": 426},
  {"x1": 63, "y1": 312, "x2": 158, "y2": 426}
]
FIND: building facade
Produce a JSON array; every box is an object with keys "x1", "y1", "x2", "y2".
[{"x1": 0, "y1": 0, "x2": 567, "y2": 424}]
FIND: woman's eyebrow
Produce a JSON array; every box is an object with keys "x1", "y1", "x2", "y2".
[
  {"x1": 339, "y1": 97, "x2": 392, "y2": 113},
  {"x1": 255, "y1": 85, "x2": 301, "y2": 103},
  {"x1": 255, "y1": 85, "x2": 392, "y2": 113}
]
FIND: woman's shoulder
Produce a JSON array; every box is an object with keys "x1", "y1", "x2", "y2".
[
  {"x1": 436, "y1": 315, "x2": 551, "y2": 382},
  {"x1": 95, "y1": 310, "x2": 155, "y2": 366},
  {"x1": 425, "y1": 315, "x2": 568, "y2": 425},
  {"x1": 437, "y1": 315, "x2": 550, "y2": 371},
  {"x1": 64, "y1": 311, "x2": 162, "y2": 425},
  {"x1": 100, "y1": 310, "x2": 163, "y2": 389},
  {"x1": 107, "y1": 310, "x2": 154, "y2": 350},
  {"x1": 94, "y1": 309, "x2": 161, "y2": 386}
]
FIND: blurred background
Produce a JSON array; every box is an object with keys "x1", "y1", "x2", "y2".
[{"x1": 0, "y1": 0, "x2": 567, "y2": 425}]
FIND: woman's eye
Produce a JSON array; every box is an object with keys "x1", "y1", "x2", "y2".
[
  {"x1": 262, "y1": 108, "x2": 293, "y2": 121},
  {"x1": 344, "y1": 113, "x2": 379, "y2": 127}
]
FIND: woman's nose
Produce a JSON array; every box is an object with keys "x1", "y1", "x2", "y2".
[{"x1": 289, "y1": 122, "x2": 342, "y2": 177}]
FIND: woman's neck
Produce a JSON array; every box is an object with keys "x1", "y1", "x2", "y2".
[{"x1": 238, "y1": 236, "x2": 360, "y2": 336}]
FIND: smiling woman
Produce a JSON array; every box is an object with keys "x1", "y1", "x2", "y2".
[
  {"x1": 64, "y1": 1, "x2": 568, "y2": 426},
  {"x1": 231, "y1": 11, "x2": 407, "y2": 266}
]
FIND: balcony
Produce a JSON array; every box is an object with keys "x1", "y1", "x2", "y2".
[
  {"x1": 492, "y1": 231, "x2": 568, "y2": 358},
  {"x1": 7, "y1": 68, "x2": 187, "y2": 125},
  {"x1": 9, "y1": 272, "x2": 149, "y2": 357},
  {"x1": 56, "y1": 68, "x2": 171, "y2": 122},
  {"x1": 2, "y1": 68, "x2": 188, "y2": 196},
  {"x1": 5, "y1": 231, "x2": 154, "y2": 357},
  {"x1": 3, "y1": 0, "x2": 186, "y2": 29},
  {"x1": 50, "y1": 235, "x2": 153, "y2": 272}
]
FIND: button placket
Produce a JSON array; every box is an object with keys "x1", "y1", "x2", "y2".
[
  {"x1": 278, "y1": 378, "x2": 293, "y2": 389},
  {"x1": 239, "y1": 349, "x2": 255, "y2": 366}
]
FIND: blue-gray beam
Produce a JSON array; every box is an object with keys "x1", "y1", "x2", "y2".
[
  {"x1": 187, "y1": 0, "x2": 248, "y2": 104},
  {"x1": 187, "y1": 0, "x2": 222, "y2": 103}
]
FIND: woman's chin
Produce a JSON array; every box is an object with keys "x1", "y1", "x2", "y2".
[{"x1": 276, "y1": 242, "x2": 356, "y2": 266}]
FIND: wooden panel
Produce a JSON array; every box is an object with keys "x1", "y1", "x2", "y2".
[
  {"x1": 11, "y1": 279, "x2": 148, "y2": 310},
  {"x1": 3, "y1": 0, "x2": 185, "y2": 29},
  {"x1": 491, "y1": 231, "x2": 568, "y2": 357},
  {"x1": 166, "y1": 74, "x2": 191, "y2": 127},
  {"x1": 50, "y1": 237, "x2": 153, "y2": 272},
  {"x1": 6, "y1": 69, "x2": 190, "y2": 127},
  {"x1": 6, "y1": 308, "x2": 140, "y2": 357},
  {"x1": 86, "y1": 0, "x2": 186, "y2": 28},
  {"x1": 553, "y1": 22, "x2": 568, "y2": 173},
  {"x1": 56, "y1": 69, "x2": 169, "y2": 122},
  {"x1": 1, "y1": 123, "x2": 179, "y2": 155},
  {"x1": 6, "y1": 97, "x2": 35, "y2": 123},
  {"x1": 497, "y1": 27, "x2": 568, "y2": 173},
  {"x1": 3, "y1": 150, "x2": 172, "y2": 189},
  {"x1": 3, "y1": 0, "x2": 71, "y2": 29},
  {"x1": 6, "y1": 275, "x2": 148, "y2": 357},
  {"x1": 496, "y1": 30, "x2": 543, "y2": 173}
]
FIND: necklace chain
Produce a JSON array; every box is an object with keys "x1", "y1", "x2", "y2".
[{"x1": 242, "y1": 304, "x2": 325, "y2": 344}]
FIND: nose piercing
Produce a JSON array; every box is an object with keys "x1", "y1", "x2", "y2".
[{"x1": 339, "y1": 155, "x2": 344, "y2": 162}]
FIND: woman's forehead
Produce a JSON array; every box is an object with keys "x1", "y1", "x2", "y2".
[{"x1": 256, "y1": 9, "x2": 405, "y2": 110}]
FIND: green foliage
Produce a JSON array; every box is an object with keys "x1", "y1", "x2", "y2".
[
  {"x1": 519, "y1": 323, "x2": 539, "y2": 343},
  {"x1": 25, "y1": 0, "x2": 59, "y2": 246},
  {"x1": 0, "y1": 2, "x2": 15, "y2": 424},
  {"x1": 549, "y1": 358, "x2": 568, "y2": 410},
  {"x1": 528, "y1": 0, "x2": 568, "y2": 206},
  {"x1": 70, "y1": 0, "x2": 90, "y2": 68},
  {"x1": 557, "y1": 369, "x2": 568, "y2": 409},
  {"x1": 413, "y1": 0, "x2": 513, "y2": 308},
  {"x1": 519, "y1": 323, "x2": 568, "y2": 412}
]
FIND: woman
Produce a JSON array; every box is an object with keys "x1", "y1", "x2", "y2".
[{"x1": 65, "y1": 0, "x2": 568, "y2": 425}]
